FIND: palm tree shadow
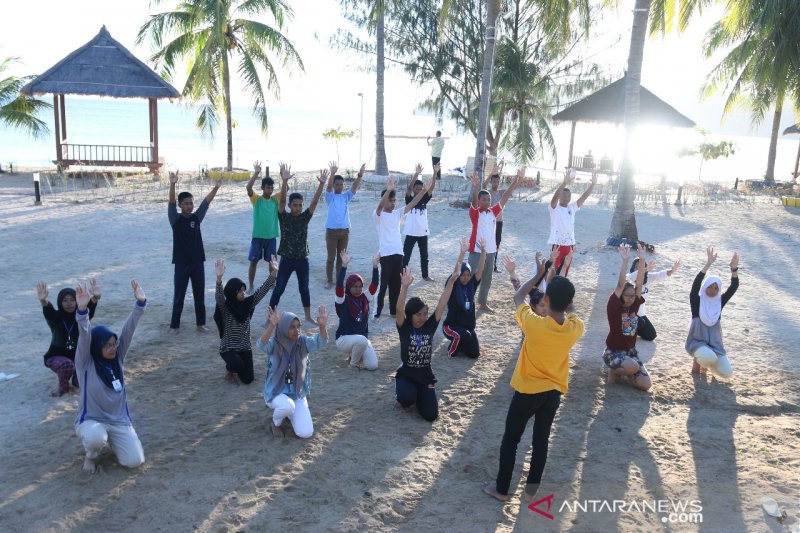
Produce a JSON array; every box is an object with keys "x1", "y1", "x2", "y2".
[{"x1": 687, "y1": 374, "x2": 746, "y2": 532}]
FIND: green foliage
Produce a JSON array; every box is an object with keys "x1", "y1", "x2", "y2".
[
  {"x1": 322, "y1": 126, "x2": 358, "y2": 160},
  {"x1": 679, "y1": 139, "x2": 736, "y2": 161},
  {"x1": 0, "y1": 56, "x2": 51, "y2": 138}
]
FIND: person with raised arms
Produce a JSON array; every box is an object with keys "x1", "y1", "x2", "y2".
[
  {"x1": 245, "y1": 161, "x2": 281, "y2": 293},
  {"x1": 442, "y1": 237, "x2": 486, "y2": 358},
  {"x1": 402, "y1": 163, "x2": 438, "y2": 281},
  {"x1": 324, "y1": 161, "x2": 365, "y2": 289},
  {"x1": 625, "y1": 256, "x2": 681, "y2": 341},
  {"x1": 334, "y1": 250, "x2": 381, "y2": 370},
  {"x1": 547, "y1": 169, "x2": 597, "y2": 276}
]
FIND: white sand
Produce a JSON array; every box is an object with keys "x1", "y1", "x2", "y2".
[{"x1": 0, "y1": 173, "x2": 798, "y2": 532}]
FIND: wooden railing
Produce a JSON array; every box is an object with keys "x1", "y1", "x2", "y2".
[
  {"x1": 570, "y1": 155, "x2": 615, "y2": 173},
  {"x1": 59, "y1": 143, "x2": 155, "y2": 164}
]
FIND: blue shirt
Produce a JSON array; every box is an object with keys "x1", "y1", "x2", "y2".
[
  {"x1": 325, "y1": 190, "x2": 355, "y2": 229},
  {"x1": 257, "y1": 333, "x2": 325, "y2": 402}
]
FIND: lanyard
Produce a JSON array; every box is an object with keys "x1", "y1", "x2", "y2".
[
  {"x1": 460, "y1": 283, "x2": 471, "y2": 305},
  {"x1": 63, "y1": 320, "x2": 76, "y2": 347},
  {"x1": 103, "y1": 363, "x2": 117, "y2": 381},
  {"x1": 351, "y1": 297, "x2": 364, "y2": 320}
]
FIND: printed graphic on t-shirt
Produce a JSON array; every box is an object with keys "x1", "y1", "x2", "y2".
[
  {"x1": 406, "y1": 332, "x2": 433, "y2": 367},
  {"x1": 621, "y1": 312, "x2": 639, "y2": 336}
]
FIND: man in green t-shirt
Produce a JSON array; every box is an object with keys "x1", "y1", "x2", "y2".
[
  {"x1": 246, "y1": 161, "x2": 282, "y2": 292},
  {"x1": 268, "y1": 163, "x2": 327, "y2": 322}
]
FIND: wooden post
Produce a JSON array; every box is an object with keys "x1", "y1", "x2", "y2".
[
  {"x1": 53, "y1": 95, "x2": 62, "y2": 165},
  {"x1": 152, "y1": 99, "x2": 159, "y2": 167},
  {"x1": 567, "y1": 121, "x2": 576, "y2": 168},
  {"x1": 59, "y1": 94, "x2": 67, "y2": 142},
  {"x1": 793, "y1": 140, "x2": 800, "y2": 181}
]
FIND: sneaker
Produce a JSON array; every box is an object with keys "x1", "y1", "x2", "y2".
[{"x1": 196, "y1": 325, "x2": 210, "y2": 333}]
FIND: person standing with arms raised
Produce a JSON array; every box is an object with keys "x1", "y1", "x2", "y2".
[
  {"x1": 245, "y1": 161, "x2": 281, "y2": 293},
  {"x1": 324, "y1": 161, "x2": 365, "y2": 289},
  {"x1": 403, "y1": 163, "x2": 438, "y2": 281},
  {"x1": 548, "y1": 169, "x2": 596, "y2": 276},
  {"x1": 426, "y1": 131, "x2": 444, "y2": 179}
]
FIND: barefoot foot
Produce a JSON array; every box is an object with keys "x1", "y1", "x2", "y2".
[
  {"x1": 522, "y1": 483, "x2": 540, "y2": 504},
  {"x1": 271, "y1": 423, "x2": 285, "y2": 438},
  {"x1": 607, "y1": 371, "x2": 618, "y2": 385},
  {"x1": 304, "y1": 315, "x2": 317, "y2": 325},
  {"x1": 479, "y1": 304, "x2": 495, "y2": 314},
  {"x1": 82, "y1": 456, "x2": 97, "y2": 474},
  {"x1": 224, "y1": 371, "x2": 240, "y2": 385},
  {"x1": 482, "y1": 482, "x2": 509, "y2": 502}
]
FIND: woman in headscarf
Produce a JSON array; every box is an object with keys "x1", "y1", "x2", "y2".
[
  {"x1": 442, "y1": 237, "x2": 485, "y2": 358},
  {"x1": 258, "y1": 305, "x2": 328, "y2": 438},
  {"x1": 686, "y1": 247, "x2": 740, "y2": 377},
  {"x1": 334, "y1": 250, "x2": 380, "y2": 369},
  {"x1": 37, "y1": 278, "x2": 101, "y2": 396},
  {"x1": 395, "y1": 254, "x2": 460, "y2": 422},
  {"x1": 213, "y1": 257, "x2": 277, "y2": 384},
  {"x1": 73, "y1": 279, "x2": 147, "y2": 474}
]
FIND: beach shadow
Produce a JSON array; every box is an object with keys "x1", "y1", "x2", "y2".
[{"x1": 687, "y1": 375, "x2": 746, "y2": 532}]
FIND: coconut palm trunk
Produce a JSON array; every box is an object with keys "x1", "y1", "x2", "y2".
[
  {"x1": 609, "y1": 0, "x2": 650, "y2": 244},
  {"x1": 765, "y1": 96, "x2": 783, "y2": 183},
  {"x1": 222, "y1": 49, "x2": 234, "y2": 171},
  {"x1": 375, "y1": 10, "x2": 389, "y2": 176},
  {"x1": 473, "y1": 0, "x2": 499, "y2": 179}
]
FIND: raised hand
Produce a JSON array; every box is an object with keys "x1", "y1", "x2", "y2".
[
  {"x1": 318, "y1": 168, "x2": 329, "y2": 185},
  {"x1": 636, "y1": 243, "x2": 646, "y2": 260},
  {"x1": 549, "y1": 248, "x2": 560, "y2": 264},
  {"x1": 75, "y1": 283, "x2": 91, "y2": 311},
  {"x1": 340, "y1": 250, "x2": 352, "y2": 268},
  {"x1": 267, "y1": 306, "x2": 281, "y2": 327},
  {"x1": 36, "y1": 281, "x2": 48, "y2": 303},
  {"x1": 460, "y1": 237, "x2": 469, "y2": 254},
  {"x1": 269, "y1": 255, "x2": 279, "y2": 276},
  {"x1": 357, "y1": 163, "x2": 366, "y2": 177},
  {"x1": 502, "y1": 255, "x2": 516, "y2": 276},
  {"x1": 564, "y1": 169, "x2": 575, "y2": 185},
  {"x1": 214, "y1": 176, "x2": 223, "y2": 187},
  {"x1": 730, "y1": 251, "x2": 740, "y2": 270},
  {"x1": 618, "y1": 244, "x2": 631, "y2": 259},
  {"x1": 470, "y1": 173, "x2": 479, "y2": 188},
  {"x1": 215, "y1": 258, "x2": 225, "y2": 279},
  {"x1": 706, "y1": 246, "x2": 718, "y2": 266},
  {"x1": 433, "y1": 163, "x2": 441, "y2": 176},
  {"x1": 671, "y1": 258, "x2": 681, "y2": 273},
  {"x1": 329, "y1": 160, "x2": 338, "y2": 176},
  {"x1": 386, "y1": 176, "x2": 396, "y2": 191},
  {"x1": 401, "y1": 266, "x2": 414, "y2": 287},
  {"x1": 372, "y1": 252, "x2": 381, "y2": 269},
  {"x1": 253, "y1": 161, "x2": 262, "y2": 176},
  {"x1": 90, "y1": 278, "x2": 102, "y2": 301},
  {"x1": 316, "y1": 305, "x2": 329, "y2": 328},
  {"x1": 646, "y1": 260, "x2": 656, "y2": 272},
  {"x1": 415, "y1": 162, "x2": 423, "y2": 175},
  {"x1": 169, "y1": 171, "x2": 179, "y2": 185},
  {"x1": 279, "y1": 162, "x2": 293, "y2": 182},
  {"x1": 131, "y1": 279, "x2": 146, "y2": 302},
  {"x1": 534, "y1": 251, "x2": 544, "y2": 273}
]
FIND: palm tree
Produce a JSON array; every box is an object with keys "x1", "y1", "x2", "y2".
[
  {"x1": 702, "y1": 0, "x2": 800, "y2": 182},
  {"x1": 608, "y1": 0, "x2": 651, "y2": 244},
  {"x1": 0, "y1": 56, "x2": 50, "y2": 139},
  {"x1": 137, "y1": 0, "x2": 304, "y2": 170}
]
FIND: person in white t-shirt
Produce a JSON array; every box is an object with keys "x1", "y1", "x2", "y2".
[
  {"x1": 374, "y1": 175, "x2": 434, "y2": 318},
  {"x1": 468, "y1": 169, "x2": 522, "y2": 313},
  {"x1": 624, "y1": 256, "x2": 681, "y2": 340},
  {"x1": 547, "y1": 169, "x2": 596, "y2": 276},
  {"x1": 403, "y1": 163, "x2": 438, "y2": 281}
]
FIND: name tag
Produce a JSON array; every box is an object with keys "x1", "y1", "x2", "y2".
[
  {"x1": 112, "y1": 379, "x2": 123, "y2": 393},
  {"x1": 465, "y1": 302, "x2": 471, "y2": 310}
]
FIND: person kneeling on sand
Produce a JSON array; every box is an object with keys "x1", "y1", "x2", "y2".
[
  {"x1": 258, "y1": 306, "x2": 328, "y2": 438},
  {"x1": 334, "y1": 250, "x2": 380, "y2": 370},
  {"x1": 483, "y1": 262, "x2": 585, "y2": 503},
  {"x1": 74, "y1": 279, "x2": 147, "y2": 474},
  {"x1": 687, "y1": 247, "x2": 739, "y2": 377},
  {"x1": 394, "y1": 259, "x2": 459, "y2": 422},
  {"x1": 604, "y1": 244, "x2": 650, "y2": 391},
  {"x1": 442, "y1": 237, "x2": 486, "y2": 358},
  {"x1": 213, "y1": 258, "x2": 277, "y2": 384}
]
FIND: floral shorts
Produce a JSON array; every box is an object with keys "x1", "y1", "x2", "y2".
[{"x1": 603, "y1": 347, "x2": 649, "y2": 378}]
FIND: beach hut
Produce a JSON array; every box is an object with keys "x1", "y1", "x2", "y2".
[
  {"x1": 552, "y1": 75, "x2": 695, "y2": 171},
  {"x1": 20, "y1": 26, "x2": 179, "y2": 172}
]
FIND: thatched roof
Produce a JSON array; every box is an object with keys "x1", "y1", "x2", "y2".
[
  {"x1": 552, "y1": 76, "x2": 695, "y2": 128},
  {"x1": 783, "y1": 124, "x2": 800, "y2": 135},
  {"x1": 21, "y1": 26, "x2": 179, "y2": 99}
]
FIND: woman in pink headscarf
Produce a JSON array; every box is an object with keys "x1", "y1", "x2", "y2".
[{"x1": 333, "y1": 250, "x2": 380, "y2": 369}]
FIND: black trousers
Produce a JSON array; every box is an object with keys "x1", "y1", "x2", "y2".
[
  {"x1": 395, "y1": 374, "x2": 438, "y2": 422},
  {"x1": 220, "y1": 350, "x2": 254, "y2": 384},
  {"x1": 171, "y1": 262, "x2": 206, "y2": 328},
  {"x1": 443, "y1": 323, "x2": 480, "y2": 358},
  {"x1": 637, "y1": 315, "x2": 657, "y2": 341},
  {"x1": 494, "y1": 221, "x2": 504, "y2": 269},
  {"x1": 431, "y1": 156, "x2": 441, "y2": 179},
  {"x1": 376, "y1": 254, "x2": 403, "y2": 316},
  {"x1": 495, "y1": 389, "x2": 561, "y2": 495},
  {"x1": 403, "y1": 235, "x2": 429, "y2": 279}
]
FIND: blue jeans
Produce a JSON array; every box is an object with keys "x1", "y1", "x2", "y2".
[
  {"x1": 269, "y1": 257, "x2": 311, "y2": 309},
  {"x1": 171, "y1": 262, "x2": 205, "y2": 328}
]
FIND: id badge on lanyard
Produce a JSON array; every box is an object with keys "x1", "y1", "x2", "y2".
[{"x1": 112, "y1": 379, "x2": 123, "y2": 392}]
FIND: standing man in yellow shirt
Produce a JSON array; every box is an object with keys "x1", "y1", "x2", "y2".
[
  {"x1": 426, "y1": 130, "x2": 444, "y2": 179},
  {"x1": 245, "y1": 161, "x2": 282, "y2": 292},
  {"x1": 483, "y1": 259, "x2": 585, "y2": 504}
]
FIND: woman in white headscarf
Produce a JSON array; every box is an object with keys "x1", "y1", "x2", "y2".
[
  {"x1": 686, "y1": 247, "x2": 740, "y2": 377},
  {"x1": 257, "y1": 306, "x2": 328, "y2": 438}
]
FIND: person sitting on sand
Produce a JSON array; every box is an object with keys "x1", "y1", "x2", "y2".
[
  {"x1": 604, "y1": 244, "x2": 650, "y2": 391},
  {"x1": 483, "y1": 262, "x2": 584, "y2": 503},
  {"x1": 74, "y1": 279, "x2": 147, "y2": 474},
  {"x1": 686, "y1": 247, "x2": 739, "y2": 377},
  {"x1": 334, "y1": 250, "x2": 380, "y2": 370},
  {"x1": 268, "y1": 163, "x2": 327, "y2": 323},
  {"x1": 374, "y1": 174, "x2": 434, "y2": 318},
  {"x1": 213, "y1": 257, "x2": 277, "y2": 384},
  {"x1": 258, "y1": 306, "x2": 328, "y2": 438},
  {"x1": 37, "y1": 278, "x2": 101, "y2": 396},
  {"x1": 442, "y1": 237, "x2": 486, "y2": 358},
  {"x1": 395, "y1": 260, "x2": 459, "y2": 422},
  {"x1": 625, "y1": 256, "x2": 681, "y2": 341},
  {"x1": 467, "y1": 169, "x2": 521, "y2": 313}
]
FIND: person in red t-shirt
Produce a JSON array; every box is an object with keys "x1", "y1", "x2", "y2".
[{"x1": 604, "y1": 244, "x2": 650, "y2": 391}]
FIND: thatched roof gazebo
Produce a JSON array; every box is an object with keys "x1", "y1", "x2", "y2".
[
  {"x1": 21, "y1": 26, "x2": 179, "y2": 172},
  {"x1": 552, "y1": 76, "x2": 696, "y2": 171}
]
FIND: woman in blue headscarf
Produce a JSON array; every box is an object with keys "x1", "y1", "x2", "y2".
[
  {"x1": 443, "y1": 237, "x2": 486, "y2": 358},
  {"x1": 258, "y1": 305, "x2": 328, "y2": 438}
]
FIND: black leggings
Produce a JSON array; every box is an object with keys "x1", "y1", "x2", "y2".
[
  {"x1": 442, "y1": 323, "x2": 480, "y2": 358},
  {"x1": 494, "y1": 221, "x2": 503, "y2": 268},
  {"x1": 395, "y1": 374, "x2": 438, "y2": 422},
  {"x1": 637, "y1": 315, "x2": 657, "y2": 341},
  {"x1": 495, "y1": 389, "x2": 561, "y2": 495},
  {"x1": 376, "y1": 254, "x2": 403, "y2": 317},
  {"x1": 220, "y1": 350, "x2": 254, "y2": 384}
]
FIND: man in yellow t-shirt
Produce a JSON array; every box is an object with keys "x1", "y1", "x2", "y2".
[{"x1": 483, "y1": 272, "x2": 584, "y2": 503}]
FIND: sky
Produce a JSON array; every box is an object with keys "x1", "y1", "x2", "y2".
[{"x1": 2, "y1": 0, "x2": 798, "y2": 177}]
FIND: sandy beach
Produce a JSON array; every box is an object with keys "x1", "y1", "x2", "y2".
[{"x1": 0, "y1": 171, "x2": 798, "y2": 532}]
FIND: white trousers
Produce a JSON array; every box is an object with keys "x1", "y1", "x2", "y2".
[
  {"x1": 693, "y1": 345, "x2": 733, "y2": 378},
  {"x1": 336, "y1": 334, "x2": 378, "y2": 370},
  {"x1": 267, "y1": 394, "x2": 313, "y2": 438},
  {"x1": 75, "y1": 420, "x2": 145, "y2": 468}
]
